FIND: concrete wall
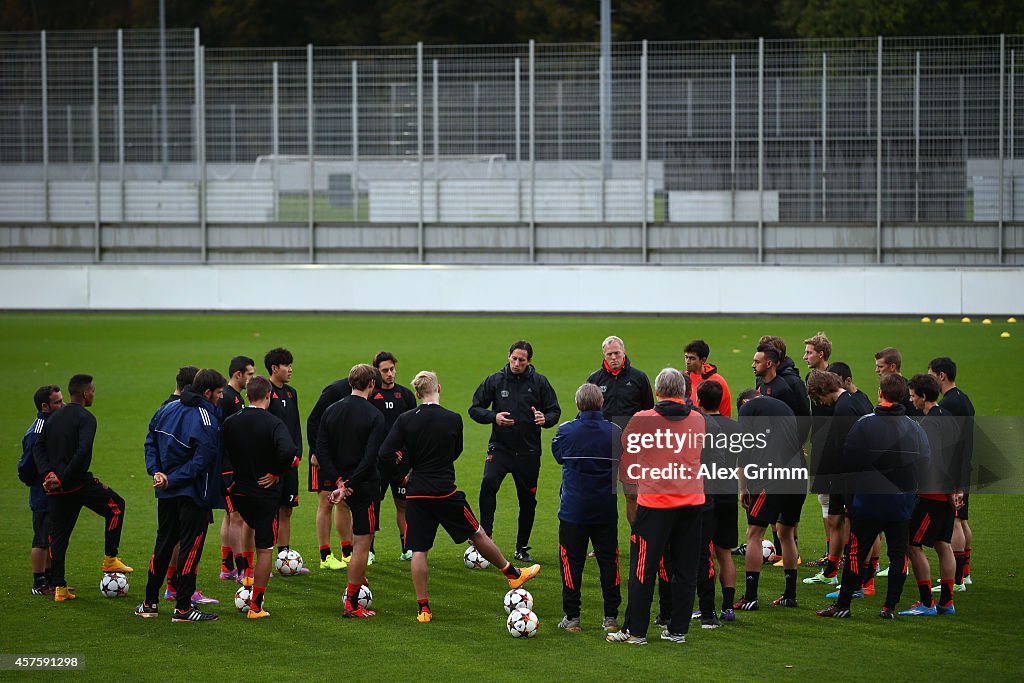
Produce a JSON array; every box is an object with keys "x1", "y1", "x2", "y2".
[{"x1": 0, "y1": 264, "x2": 1020, "y2": 315}]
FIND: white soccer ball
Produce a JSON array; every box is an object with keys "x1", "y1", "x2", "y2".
[
  {"x1": 507, "y1": 607, "x2": 539, "y2": 638},
  {"x1": 503, "y1": 588, "x2": 534, "y2": 614},
  {"x1": 100, "y1": 572, "x2": 129, "y2": 598},
  {"x1": 276, "y1": 550, "x2": 303, "y2": 576},
  {"x1": 356, "y1": 583, "x2": 373, "y2": 610},
  {"x1": 762, "y1": 539, "x2": 776, "y2": 561},
  {"x1": 464, "y1": 545, "x2": 490, "y2": 570},
  {"x1": 235, "y1": 585, "x2": 253, "y2": 612}
]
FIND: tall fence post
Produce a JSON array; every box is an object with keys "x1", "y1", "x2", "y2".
[
  {"x1": 41, "y1": 31, "x2": 49, "y2": 222},
  {"x1": 1011, "y1": 49, "x2": 1016, "y2": 224},
  {"x1": 272, "y1": 61, "x2": 279, "y2": 221},
  {"x1": 433, "y1": 59, "x2": 440, "y2": 232},
  {"x1": 93, "y1": 47, "x2": 101, "y2": 263},
  {"x1": 730, "y1": 54, "x2": 736, "y2": 219},
  {"x1": 198, "y1": 42, "x2": 208, "y2": 263},
  {"x1": 914, "y1": 51, "x2": 920, "y2": 222},
  {"x1": 529, "y1": 39, "x2": 536, "y2": 262},
  {"x1": 640, "y1": 40, "x2": 648, "y2": 262},
  {"x1": 998, "y1": 34, "x2": 1006, "y2": 264},
  {"x1": 514, "y1": 57, "x2": 522, "y2": 222},
  {"x1": 599, "y1": 0, "x2": 611, "y2": 222},
  {"x1": 117, "y1": 30, "x2": 125, "y2": 223},
  {"x1": 351, "y1": 61, "x2": 358, "y2": 223},
  {"x1": 417, "y1": 42, "x2": 425, "y2": 262},
  {"x1": 757, "y1": 38, "x2": 764, "y2": 263},
  {"x1": 821, "y1": 52, "x2": 827, "y2": 221},
  {"x1": 306, "y1": 43, "x2": 315, "y2": 262},
  {"x1": 876, "y1": 36, "x2": 883, "y2": 264}
]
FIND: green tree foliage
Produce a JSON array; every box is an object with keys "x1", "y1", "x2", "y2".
[{"x1": 779, "y1": 0, "x2": 1024, "y2": 38}]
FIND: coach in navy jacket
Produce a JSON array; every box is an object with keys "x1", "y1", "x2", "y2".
[{"x1": 550, "y1": 384, "x2": 622, "y2": 629}]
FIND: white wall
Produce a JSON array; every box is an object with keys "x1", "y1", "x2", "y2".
[{"x1": 1, "y1": 265, "x2": 1021, "y2": 315}]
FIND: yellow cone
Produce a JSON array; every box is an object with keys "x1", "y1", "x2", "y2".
[
  {"x1": 982, "y1": 318, "x2": 992, "y2": 324},
  {"x1": 1009, "y1": 317, "x2": 1018, "y2": 323},
  {"x1": 935, "y1": 318, "x2": 945, "y2": 324},
  {"x1": 961, "y1": 317, "x2": 971, "y2": 323},
  {"x1": 1001, "y1": 331, "x2": 1011, "y2": 338},
  {"x1": 920, "y1": 316, "x2": 931, "y2": 323}
]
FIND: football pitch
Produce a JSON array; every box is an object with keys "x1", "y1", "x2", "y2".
[{"x1": 1, "y1": 312, "x2": 1021, "y2": 680}]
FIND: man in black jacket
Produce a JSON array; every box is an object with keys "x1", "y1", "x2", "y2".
[
  {"x1": 470, "y1": 340, "x2": 561, "y2": 563},
  {"x1": 222, "y1": 375, "x2": 299, "y2": 619},
  {"x1": 34, "y1": 374, "x2": 131, "y2": 603},
  {"x1": 319, "y1": 364, "x2": 388, "y2": 618}
]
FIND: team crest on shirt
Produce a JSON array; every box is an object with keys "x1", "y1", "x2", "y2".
[
  {"x1": 599, "y1": 385, "x2": 607, "y2": 393},
  {"x1": 287, "y1": 391, "x2": 293, "y2": 399},
  {"x1": 393, "y1": 392, "x2": 402, "y2": 398},
  {"x1": 500, "y1": 390, "x2": 509, "y2": 398}
]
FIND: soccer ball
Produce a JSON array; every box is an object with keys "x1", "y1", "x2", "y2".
[
  {"x1": 507, "y1": 607, "x2": 539, "y2": 638},
  {"x1": 503, "y1": 588, "x2": 534, "y2": 614},
  {"x1": 464, "y1": 545, "x2": 490, "y2": 570},
  {"x1": 761, "y1": 539, "x2": 776, "y2": 561},
  {"x1": 99, "y1": 572, "x2": 129, "y2": 597},
  {"x1": 275, "y1": 550, "x2": 303, "y2": 576},
  {"x1": 356, "y1": 583, "x2": 373, "y2": 610},
  {"x1": 235, "y1": 585, "x2": 253, "y2": 612}
]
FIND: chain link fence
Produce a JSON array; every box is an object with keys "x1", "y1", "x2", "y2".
[{"x1": 0, "y1": 30, "x2": 1021, "y2": 264}]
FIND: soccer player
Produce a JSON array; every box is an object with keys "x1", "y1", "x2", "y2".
[
  {"x1": 317, "y1": 364, "x2": 388, "y2": 618},
  {"x1": 18, "y1": 384, "x2": 64, "y2": 596},
  {"x1": 265, "y1": 347, "x2": 308, "y2": 572},
  {"x1": 929, "y1": 356, "x2": 975, "y2": 589},
  {"x1": 825, "y1": 362, "x2": 874, "y2": 414},
  {"x1": 900, "y1": 373, "x2": 961, "y2": 616},
  {"x1": 753, "y1": 343, "x2": 809, "y2": 420},
  {"x1": 733, "y1": 389, "x2": 803, "y2": 611},
  {"x1": 587, "y1": 335, "x2": 655, "y2": 426},
  {"x1": 378, "y1": 371, "x2": 541, "y2": 622},
  {"x1": 818, "y1": 373, "x2": 929, "y2": 620},
  {"x1": 803, "y1": 370, "x2": 873, "y2": 587},
  {"x1": 684, "y1": 339, "x2": 731, "y2": 416},
  {"x1": 370, "y1": 351, "x2": 418, "y2": 561},
  {"x1": 802, "y1": 333, "x2": 833, "y2": 566},
  {"x1": 694, "y1": 379, "x2": 742, "y2": 625},
  {"x1": 222, "y1": 375, "x2": 300, "y2": 619},
  {"x1": 137, "y1": 369, "x2": 226, "y2": 622},
  {"x1": 306, "y1": 368, "x2": 355, "y2": 570},
  {"x1": 34, "y1": 374, "x2": 131, "y2": 603},
  {"x1": 874, "y1": 347, "x2": 923, "y2": 417},
  {"x1": 551, "y1": 383, "x2": 622, "y2": 634},
  {"x1": 218, "y1": 355, "x2": 254, "y2": 581},
  {"x1": 470, "y1": 340, "x2": 561, "y2": 563},
  {"x1": 608, "y1": 369, "x2": 707, "y2": 645}
]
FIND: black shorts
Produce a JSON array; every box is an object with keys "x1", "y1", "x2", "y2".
[
  {"x1": 308, "y1": 462, "x2": 322, "y2": 493},
  {"x1": 233, "y1": 494, "x2": 279, "y2": 549},
  {"x1": 910, "y1": 498, "x2": 955, "y2": 548},
  {"x1": 827, "y1": 492, "x2": 848, "y2": 516},
  {"x1": 955, "y1": 491, "x2": 969, "y2": 520},
  {"x1": 32, "y1": 510, "x2": 50, "y2": 549},
  {"x1": 278, "y1": 468, "x2": 299, "y2": 508},
  {"x1": 405, "y1": 491, "x2": 481, "y2": 552},
  {"x1": 712, "y1": 497, "x2": 738, "y2": 549},
  {"x1": 346, "y1": 495, "x2": 381, "y2": 537},
  {"x1": 745, "y1": 490, "x2": 802, "y2": 528}
]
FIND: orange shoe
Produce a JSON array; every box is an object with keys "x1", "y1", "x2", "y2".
[
  {"x1": 862, "y1": 579, "x2": 876, "y2": 596},
  {"x1": 246, "y1": 608, "x2": 270, "y2": 619},
  {"x1": 102, "y1": 556, "x2": 134, "y2": 573},
  {"x1": 55, "y1": 586, "x2": 77, "y2": 602},
  {"x1": 508, "y1": 564, "x2": 540, "y2": 590},
  {"x1": 416, "y1": 609, "x2": 433, "y2": 623},
  {"x1": 343, "y1": 606, "x2": 377, "y2": 618}
]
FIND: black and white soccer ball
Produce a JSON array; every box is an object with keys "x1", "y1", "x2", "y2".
[
  {"x1": 464, "y1": 545, "x2": 490, "y2": 570},
  {"x1": 507, "y1": 607, "x2": 539, "y2": 638},
  {"x1": 235, "y1": 585, "x2": 253, "y2": 612},
  {"x1": 356, "y1": 583, "x2": 373, "y2": 610},
  {"x1": 275, "y1": 549, "x2": 303, "y2": 576},
  {"x1": 100, "y1": 572, "x2": 129, "y2": 598},
  {"x1": 503, "y1": 588, "x2": 533, "y2": 614}
]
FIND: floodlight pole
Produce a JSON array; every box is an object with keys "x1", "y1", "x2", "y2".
[
  {"x1": 159, "y1": 0, "x2": 168, "y2": 175},
  {"x1": 600, "y1": 0, "x2": 612, "y2": 221}
]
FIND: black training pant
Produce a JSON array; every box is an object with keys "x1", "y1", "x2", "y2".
[
  {"x1": 695, "y1": 505, "x2": 718, "y2": 617},
  {"x1": 47, "y1": 479, "x2": 126, "y2": 588},
  {"x1": 558, "y1": 520, "x2": 621, "y2": 620},
  {"x1": 145, "y1": 496, "x2": 212, "y2": 611},
  {"x1": 478, "y1": 450, "x2": 540, "y2": 549},
  {"x1": 623, "y1": 505, "x2": 702, "y2": 639},
  {"x1": 836, "y1": 516, "x2": 910, "y2": 611}
]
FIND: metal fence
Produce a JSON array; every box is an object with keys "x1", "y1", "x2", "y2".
[{"x1": 0, "y1": 30, "x2": 1022, "y2": 265}]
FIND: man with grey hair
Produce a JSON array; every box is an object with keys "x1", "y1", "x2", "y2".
[
  {"x1": 587, "y1": 335, "x2": 653, "y2": 525},
  {"x1": 551, "y1": 384, "x2": 623, "y2": 635},
  {"x1": 609, "y1": 368, "x2": 708, "y2": 645}
]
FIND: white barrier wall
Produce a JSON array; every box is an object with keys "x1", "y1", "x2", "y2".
[{"x1": 0, "y1": 265, "x2": 1021, "y2": 315}]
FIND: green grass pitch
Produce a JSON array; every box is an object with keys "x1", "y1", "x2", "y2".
[{"x1": 1, "y1": 313, "x2": 1021, "y2": 680}]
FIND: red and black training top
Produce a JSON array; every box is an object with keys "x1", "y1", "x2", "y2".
[
  {"x1": 222, "y1": 407, "x2": 298, "y2": 498},
  {"x1": 378, "y1": 403, "x2": 463, "y2": 498}
]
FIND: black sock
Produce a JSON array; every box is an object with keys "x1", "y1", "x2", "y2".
[
  {"x1": 320, "y1": 545, "x2": 331, "y2": 562},
  {"x1": 235, "y1": 554, "x2": 250, "y2": 574},
  {"x1": 341, "y1": 542, "x2": 353, "y2": 559},
  {"x1": 784, "y1": 569, "x2": 797, "y2": 598},
  {"x1": 954, "y1": 552, "x2": 966, "y2": 584},
  {"x1": 33, "y1": 572, "x2": 46, "y2": 587},
  {"x1": 400, "y1": 530, "x2": 407, "y2": 553},
  {"x1": 501, "y1": 563, "x2": 520, "y2": 579},
  {"x1": 917, "y1": 580, "x2": 934, "y2": 606},
  {"x1": 745, "y1": 571, "x2": 760, "y2": 601},
  {"x1": 417, "y1": 598, "x2": 430, "y2": 613},
  {"x1": 722, "y1": 586, "x2": 735, "y2": 611}
]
